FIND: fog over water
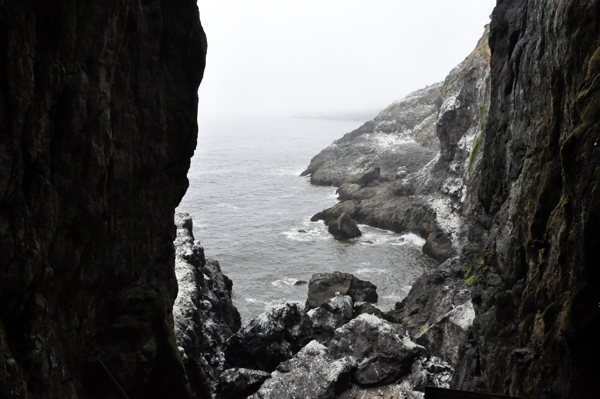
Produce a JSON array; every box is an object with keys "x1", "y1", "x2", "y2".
[{"x1": 196, "y1": 0, "x2": 496, "y2": 118}]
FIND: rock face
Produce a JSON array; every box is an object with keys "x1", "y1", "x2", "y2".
[
  {"x1": 458, "y1": 1, "x2": 600, "y2": 398},
  {"x1": 328, "y1": 212, "x2": 362, "y2": 240},
  {"x1": 224, "y1": 303, "x2": 313, "y2": 372},
  {"x1": 173, "y1": 213, "x2": 241, "y2": 396},
  {"x1": 305, "y1": 29, "x2": 491, "y2": 262},
  {"x1": 0, "y1": 2, "x2": 206, "y2": 398}
]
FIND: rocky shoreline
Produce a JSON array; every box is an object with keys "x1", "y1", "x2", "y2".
[
  {"x1": 174, "y1": 213, "x2": 477, "y2": 398},
  {"x1": 303, "y1": 27, "x2": 491, "y2": 262}
]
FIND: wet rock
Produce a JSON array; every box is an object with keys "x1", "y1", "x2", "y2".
[
  {"x1": 308, "y1": 295, "x2": 354, "y2": 344},
  {"x1": 311, "y1": 200, "x2": 358, "y2": 223},
  {"x1": 329, "y1": 314, "x2": 427, "y2": 386},
  {"x1": 219, "y1": 368, "x2": 271, "y2": 399},
  {"x1": 224, "y1": 303, "x2": 313, "y2": 372},
  {"x1": 328, "y1": 212, "x2": 362, "y2": 240},
  {"x1": 305, "y1": 272, "x2": 378, "y2": 310},
  {"x1": 248, "y1": 340, "x2": 352, "y2": 399}
]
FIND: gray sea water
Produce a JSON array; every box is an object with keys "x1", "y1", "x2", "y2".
[{"x1": 177, "y1": 116, "x2": 437, "y2": 323}]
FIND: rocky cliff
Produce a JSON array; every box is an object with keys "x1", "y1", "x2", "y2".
[
  {"x1": 0, "y1": 1, "x2": 206, "y2": 398},
  {"x1": 463, "y1": 1, "x2": 600, "y2": 397},
  {"x1": 304, "y1": 28, "x2": 491, "y2": 262}
]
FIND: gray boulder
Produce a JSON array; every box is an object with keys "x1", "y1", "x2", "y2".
[
  {"x1": 329, "y1": 314, "x2": 427, "y2": 386},
  {"x1": 308, "y1": 295, "x2": 354, "y2": 344},
  {"x1": 357, "y1": 167, "x2": 381, "y2": 187},
  {"x1": 224, "y1": 303, "x2": 313, "y2": 372},
  {"x1": 219, "y1": 368, "x2": 271, "y2": 399},
  {"x1": 328, "y1": 212, "x2": 362, "y2": 240},
  {"x1": 248, "y1": 340, "x2": 352, "y2": 399},
  {"x1": 305, "y1": 272, "x2": 378, "y2": 310}
]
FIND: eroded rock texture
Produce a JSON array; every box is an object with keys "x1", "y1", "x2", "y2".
[
  {"x1": 465, "y1": 1, "x2": 600, "y2": 397},
  {"x1": 0, "y1": 1, "x2": 206, "y2": 398}
]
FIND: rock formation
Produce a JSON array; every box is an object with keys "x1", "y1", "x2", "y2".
[
  {"x1": 458, "y1": 1, "x2": 600, "y2": 397},
  {"x1": 305, "y1": 28, "x2": 491, "y2": 261},
  {"x1": 0, "y1": 1, "x2": 206, "y2": 398}
]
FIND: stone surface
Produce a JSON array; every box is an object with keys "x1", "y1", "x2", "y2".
[
  {"x1": 308, "y1": 295, "x2": 354, "y2": 344},
  {"x1": 249, "y1": 340, "x2": 352, "y2": 399},
  {"x1": 329, "y1": 314, "x2": 426, "y2": 386},
  {"x1": 219, "y1": 368, "x2": 271, "y2": 399},
  {"x1": 224, "y1": 303, "x2": 313, "y2": 372},
  {"x1": 328, "y1": 212, "x2": 362, "y2": 240},
  {"x1": 173, "y1": 213, "x2": 241, "y2": 396},
  {"x1": 458, "y1": 1, "x2": 600, "y2": 397},
  {"x1": 306, "y1": 272, "x2": 378, "y2": 310},
  {"x1": 0, "y1": 1, "x2": 206, "y2": 398}
]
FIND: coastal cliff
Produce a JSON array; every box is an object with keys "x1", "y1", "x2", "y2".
[
  {"x1": 304, "y1": 28, "x2": 491, "y2": 262},
  {"x1": 0, "y1": 1, "x2": 206, "y2": 398},
  {"x1": 464, "y1": 1, "x2": 600, "y2": 397}
]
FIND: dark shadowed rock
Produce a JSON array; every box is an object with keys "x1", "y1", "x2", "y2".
[
  {"x1": 308, "y1": 295, "x2": 354, "y2": 344},
  {"x1": 311, "y1": 200, "x2": 357, "y2": 223},
  {"x1": 353, "y1": 303, "x2": 384, "y2": 319},
  {"x1": 328, "y1": 212, "x2": 362, "y2": 240},
  {"x1": 219, "y1": 368, "x2": 271, "y2": 399},
  {"x1": 357, "y1": 167, "x2": 381, "y2": 187},
  {"x1": 305, "y1": 272, "x2": 378, "y2": 310},
  {"x1": 248, "y1": 340, "x2": 352, "y2": 399},
  {"x1": 329, "y1": 314, "x2": 427, "y2": 386},
  {"x1": 224, "y1": 303, "x2": 313, "y2": 372}
]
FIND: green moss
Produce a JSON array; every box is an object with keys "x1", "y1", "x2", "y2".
[
  {"x1": 465, "y1": 276, "x2": 475, "y2": 286},
  {"x1": 468, "y1": 134, "x2": 482, "y2": 172}
]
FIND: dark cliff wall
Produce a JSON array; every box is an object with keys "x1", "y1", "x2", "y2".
[
  {"x1": 470, "y1": 0, "x2": 600, "y2": 397},
  {"x1": 0, "y1": 1, "x2": 206, "y2": 398}
]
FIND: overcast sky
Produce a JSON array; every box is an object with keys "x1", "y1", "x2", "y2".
[{"x1": 196, "y1": 0, "x2": 496, "y2": 118}]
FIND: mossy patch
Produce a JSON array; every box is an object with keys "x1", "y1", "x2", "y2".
[{"x1": 468, "y1": 134, "x2": 483, "y2": 172}]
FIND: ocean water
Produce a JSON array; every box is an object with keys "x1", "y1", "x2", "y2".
[{"x1": 177, "y1": 116, "x2": 438, "y2": 323}]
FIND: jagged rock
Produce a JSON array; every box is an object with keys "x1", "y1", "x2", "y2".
[
  {"x1": 224, "y1": 303, "x2": 313, "y2": 372},
  {"x1": 384, "y1": 260, "x2": 470, "y2": 340},
  {"x1": 329, "y1": 314, "x2": 427, "y2": 386},
  {"x1": 173, "y1": 213, "x2": 241, "y2": 396},
  {"x1": 410, "y1": 357, "x2": 453, "y2": 390},
  {"x1": 414, "y1": 300, "x2": 475, "y2": 365},
  {"x1": 353, "y1": 303, "x2": 384, "y2": 319},
  {"x1": 248, "y1": 340, "x2": 352, "y2": 399},
  {"x1": 308, "y1": 295, "x2": 354, "y2": 343},
  {"x1": 305, "y1": 272, "x2": 378, "y2": 310},
  {"x1": 328, "y1": 212, "x2": 362, "y2": 240},
  {"x1": 218, "y1": 368, "x2": 271, "y2": 399}
]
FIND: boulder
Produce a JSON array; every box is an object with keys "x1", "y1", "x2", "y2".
[
  {"x1": 328, "y1": 212, "x2": 362, "y2": 240},
  {"x1": 219, "y1": 368, "x2": 271, "y2": 399},
  {"x1": 224, "y1": 303, "x2": 313, "y2": 372},
  {"x1": 305, "y1": 272, "x2": 378, "y2": 310},
  {"x1": 308, "y1": 295, "x2": 354, "y2": 344},
  {"x1": 410, "y1": 357, "x2": 453, "y2": 391},
  {"x1": 329, "y1": 314, "x2": 427, "y2": 386},
  {"x1": 248, "y1": 340, "x2": 352, "y2": 399},
  {"x1": 311, "y1": 200, "x2": 357, "y2": 223}
]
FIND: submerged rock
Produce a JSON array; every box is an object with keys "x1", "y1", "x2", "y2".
[
  {"x1": 224, "y1": 303, "x2": 313, "y2": 372},
  {"x1": 305, "y1": 272, "x2": 378, "y2": 310},
  {"x1": 328, "y1": 212, "x2": 362, "y2": 240},
  {"x1": 248, "y1": 340, "x2": 352, "y2": 399}
]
